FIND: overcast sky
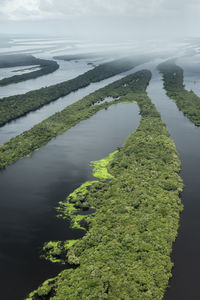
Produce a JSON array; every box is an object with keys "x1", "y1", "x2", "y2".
[{"x1": 0, "y1": 0, "x2": 199, "y2": 39}]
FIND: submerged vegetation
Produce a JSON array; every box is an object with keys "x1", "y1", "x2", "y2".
[
  {"x1": 158, "y1": 60, "x2": 200, "y2": 126},
  {"x1": 0, "y1": 56, "x2": 149, "y2": 126},
  {"x1": 0, "y1": 54, "x2": 59, "y2": 86},
  {"x1": 27, "y1": 70, "x2": 183, "y2": 299},
  {"x1": 0, "y1": 70, "x2": 151, "y2": 170}
]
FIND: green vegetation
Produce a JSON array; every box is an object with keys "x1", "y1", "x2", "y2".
[
  {"x1": 0, "y1": 70, "x2": 150, "y2": 170},
  {"x1": 0, "y1": 54, "x2": 59, "y2": 86},
  {"x1": 42, "y1": 240, "x2": 78, "y2": 264},
  {"x1": 158, "y1": 60, "x2": 200, "y2": 126},
  {"x1": 27, "y1": 70, "x2": 183, "y2": 299},
  {"x1": 56, "y1": 180, "x2": 98, "y2": 230},
  {"x1": 91, "y1": 150, "x2": 118, "y2": 180},
  {"x1": 42, "y1": 152, "x2": 118, "y2": 264},
  {"x1": 0, "y1": 56, "x2": 149, "y2": 126}
]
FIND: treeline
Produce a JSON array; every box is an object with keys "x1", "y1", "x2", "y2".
[
  {"x1": 0, "y1": 56, "x2": 149, "y2": 126},
  {"x1": 0, "y1": 70, "x2": 151, "y2": 170},
  {"x1": 54, "y1": 53, "x2": 102, "y2": 61},
  {"x1": 0, "y1": 54, "x2": 41, "y2": 68},
  {"x1": 158, "y1": 60, "x2": 200, "y2": 126},
  {"x1": 27, "y1": 70, "x2": 183, "y2": 300},
  {"x1": 0, "y1": 54, "x2": 59, "y2": 86}
]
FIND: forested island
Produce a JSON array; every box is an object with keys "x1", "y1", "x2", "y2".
[
  {"x1": 0, "y1": 56, "x2": 149, "y2": 126},
  {"x1": 0, "y1": 54, "x2": 59, "y2": 86},
  {"x1": 26, "y1": 69, "x2": 183, "y2": 299},
  {"x1": 0, "y1": 70, "x2": 151, "y2": 169},
  {"x1": 158, "y1": 60, "x2": 200, "y2": 126},
  {"x1": 54, "y1": 53, "x2": 105, "y2": 61}
]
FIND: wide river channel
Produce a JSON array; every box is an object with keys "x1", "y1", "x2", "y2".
[
  {"x1": 1, "y1": 54, "x2": 200, "y2": 299},
  {"x1": 0, "y1": 64, "x2": 139, "y2": 145},
  {"x1": 0, "y1": 102, "x2": 140, "y2": 299},
  {"x1": 142, "y1": 60, "x2": 200, "y2": 300}
]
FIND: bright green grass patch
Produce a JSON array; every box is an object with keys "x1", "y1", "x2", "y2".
[
  {"x1": 91, "y1": 150, "x2": 119, "y2": 180},
  {"x1": 64, "y1": 240, "x2": 78, "y2": 250},
  {"x1": 68, "y1": 181, "x2": 99, "y2": 200},
  {"x1": 42, "y1": 151, "x2": 119, "y2": 263},
  {"x1": 42, "y1": 240, "x2": 79, "y2": 264}
]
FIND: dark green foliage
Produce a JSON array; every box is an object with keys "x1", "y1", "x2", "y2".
[
  {"x1": 0, "y1": 70, "x2": 151, "y2": 170},
  {"x1": 0, "y1": 56, "x2": 149, "y2": 126},
  {"x1": 158, "y1": 60, "x2": 200, "y2": 126},
  {"x1": 27, "y1": 70, "x2": 183, "y2": 300},
  {"x1": 0, "y1": 54, "x2": 59, "y2": 86}
]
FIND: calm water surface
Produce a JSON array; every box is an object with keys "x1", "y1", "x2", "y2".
[
  {"x1": 0, "y1": 102, "x2": 140, "y2": 300},
  {"x1": 146, "y1": 64, "x2": 200, "y2": 300},
  {"x1": 0, "y1": 60, "x2": 92, "y2": 98},
  {"x1": 0, "y1": 65, "x2": 140, "y2": 145}
]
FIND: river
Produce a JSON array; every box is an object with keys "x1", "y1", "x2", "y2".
[
  {"x1": 0, "y1": 102, "x2": 140, "y2": 300},
  {"x1": 0, "y1": 60, "x2": 93, "y2": 98},
  {"x1": 1, "y1": 38, "x2": 200, "y2": 299},
  {"x1": 144, "y1": 62, "x2": 200, "y2": 300},
  {"x1": 177, "y1": 54, "x2": 200, "y2": 96},
  {"x1": 0, "y1": 65, "x2": 141, "y2": 145}
]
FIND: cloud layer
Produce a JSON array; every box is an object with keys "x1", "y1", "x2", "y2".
[
  {"x1": 0, "y1": 0, "x2": 198, "y2": 39},
  {"x1": 0, "y1": 0, "x2": 198, "y2": 21}
]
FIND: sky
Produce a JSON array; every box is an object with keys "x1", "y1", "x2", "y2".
[{"x1": 0, "y1": 0, "x2": 199, "y2": 40}]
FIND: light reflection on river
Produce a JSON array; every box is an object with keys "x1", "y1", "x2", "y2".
[
  {"x1": 0, "y1": 64, "x2": 141, "y2": 145},
  {"x1": 0, "y1": 60, "x2": 93, "y2": 98}
]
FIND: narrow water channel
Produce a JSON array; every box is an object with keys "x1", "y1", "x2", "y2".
[
  {"x1": 0, "y1": 60, "x2": 93, "y2": 98},
  {"x1": 0, "y1": 65, "x2": 140, "y2": 145},
  {"x1": 146, "y1": 64, "x2": 200, "y2": 300},
  {"x1": 0, "y1": 102, "x2": 140, "y2": 300}
]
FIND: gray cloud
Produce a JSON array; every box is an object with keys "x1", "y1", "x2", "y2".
[
  {"x1": 0, "y1": 0, "x2": 199, "y2": 20},
  {"x1": 0, "y1": 0, "x2": 199, "y2": 39}
]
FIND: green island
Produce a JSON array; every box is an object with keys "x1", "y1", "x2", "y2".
[
  {"x1": 0, "y1": 70, "x2": 151, "y2": 170},
  {"x1": 0, "y1": 56, "x2": 149, "y2": 127},
  {"x1": 26, "y1": 69, "x2": 183, "y2": 300},
  {"x1": 158, "y1": 60, "x2": 200, "y2": 126},
  {"x1": 0, "y1": 54, "x2": 59, "y2": 86},
  {"x1": 54, "y1": 53, "x2": 104, "y2": 61}
]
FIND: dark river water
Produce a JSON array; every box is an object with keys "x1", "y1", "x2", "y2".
[
  {"x1": 1, "y1": 51, "x2": 200, "y2": 299},
  {"x1": 0, "y1": 102, "x2": 140, "y2": 300},
  {"x1": 145, "y1": 63, "x2": 200, "y2": 300}
]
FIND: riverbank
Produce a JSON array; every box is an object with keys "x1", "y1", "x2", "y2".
[
  {"x1": 0, "y1": 54, "x2": 59, "y2": 86},
  {"x1": 147, "y1": 62, "x2": 200, "y2": 300},
  {"x1": 0, "y1": 70, "x2": 150, "y2": 170},
  {"x1": 158, "y1": 60, "x2": 200, "y2": 126},
  {"x1": 0, "y1": 56, "x2": 148, "y2": 126},
  {"x1": 27, "y1": 70, "x2": 183, "y2": 299}
]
